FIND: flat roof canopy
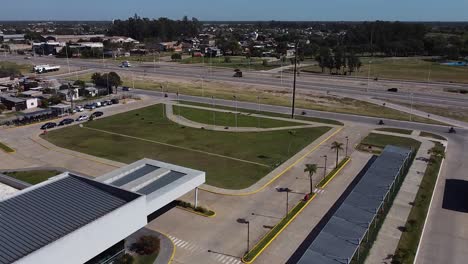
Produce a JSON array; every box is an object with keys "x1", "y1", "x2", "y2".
[{"x1": 96, "y1": 159, "x2": 206, "y2": 215}]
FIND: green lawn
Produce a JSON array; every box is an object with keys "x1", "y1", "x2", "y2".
[
  {"x1": 134, "y1": 253, "x2": 158, "y2": 264},
  {"x1": 178, "y1": 101, "x2": 344, "y2": 126},
  {"x1": 173, "y1": 105, "x2": 305, "y2": 128},
  {"x1": 419, "y1": 131, "x2": 446, "y2": 141},
  {"x1": 0, "y1": 142, "x2": 14, "y2": 153},
  {"x1": 359, "y1": 133, "x2": 421, "y2": 154},
  {"x1": 375, "y1": 127, "x2": 413, "y2": 135},
  {"x1": 180, "y1": 56, "x2": 280, "y2": 70},
  {"x1": 42, "y1": 104, "x2": 330, "y2": 189},
  {"x1": 301, "y1": 57, "x2": 468, "y2": 83},
  {"x1": 3, "y1": 170, "x2": 62, "y2": 185},
  {"x1": 0, "y1": 61, "x2": 31, "y2": 76},
  {"x1": 393, "y1": 142, "x2": 445, "y2": 264}
]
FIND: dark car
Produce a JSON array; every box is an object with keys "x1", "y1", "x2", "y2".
[
  {"x1": 111, "y1": 98, "x2": 119, "y2": 104},
  {"x1": 40, "y1": 122, "x2": 56, "y2": 130},
  {"x1": 58, "y1": 118, "x2": 74, "y2": 126},
  {"x1": 122, "y1": 86, "x2": 130, "y2": 91},
  {"x1": 91, "y1": 111, "x2": 104, "y2": 118},
  {"x1": 233, "y1": 69, "x2": 243, "y2": 77},
  {"x1": 387, "y1": 88, "x2": 398, "y2": 92}
]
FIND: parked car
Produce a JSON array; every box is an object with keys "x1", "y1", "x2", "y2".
[
  {"x1": 58, "y1": 118, "x2": 74, "y2": 126},
  {"x1": 75, "y1": 105, "x2": 85, "y2": 112},
  {"x1": 91, "y1": 111, "x2": 104, "y2": 118},
  {"x1": 122, "y1": 86, "x2": 130, "y2": 91},
  {"x1": 105, "y1": 100, "x2": 113, "y2": 105},
  {"x1": 40, "y1": 122, "x2": 56, "y2": 130},
  {"x1": 76, "y1": 115, "x2": 89, "y2": 122},
  {"x1": 387, "y1": 88, "x2": 398, "y2": 92},
  {"x1": 84, "y1": 104, "x2": 96, "y2": 110},
  {"x1": 94, "y1": 102, "x2": 102, "y2": 108},
  {"x1": 111, "y1": 98, "x2": 119, "y2": 104}
]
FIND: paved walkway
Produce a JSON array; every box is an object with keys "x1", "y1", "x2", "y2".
[{"x1": 365, "y1": 131, "x2": 445, "y2": 264}]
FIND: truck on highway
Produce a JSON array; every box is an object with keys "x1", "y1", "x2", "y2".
[{"x1": 33, "y1": 64, "x2": 61, "y2": 74}]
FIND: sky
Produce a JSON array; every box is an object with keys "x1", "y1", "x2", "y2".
[{"x1": 1, "y1": 0, "x2": 468, "y2": 21}]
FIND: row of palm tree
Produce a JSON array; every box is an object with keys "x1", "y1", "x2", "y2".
[{"x1": 303, "y1": 141, "x2": 345, "y2": 195}]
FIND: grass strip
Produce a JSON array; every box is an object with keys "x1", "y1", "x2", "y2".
[
  {"x1": 0, "y1": 142, "x2": 14, "y2": 153},
  {"x1": 175, "y1": 200, "x2": 215, "y2": 217},
  {"x1": 179, "y1": 100, "x2": 344, "y2": 126},
  {"x1": 419, "y1": 131, "x2": 446, "y2": 141},
  {"x1": 3, "y1": 170, "x2": 61, "y2": 185},
  {"x1": 316, "y1": 157, "x2": 350, "y2": 188},
  {"x1": 392, "y1": 143, "x2": 445, "y2": 264},
  {"x1": 243, "y1": 194, "x2": 315, "y2": 263},
  {"x1": 375, "y1": 127, "x2": 413, "y2": 135}
]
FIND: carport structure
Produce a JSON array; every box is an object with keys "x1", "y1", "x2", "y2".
[
  {"x1": 296, "y1": 145, "x2": 412, "y2": 264},
  {"x1": 96, "y1": 158, "x2": 205, "y2": 215}
]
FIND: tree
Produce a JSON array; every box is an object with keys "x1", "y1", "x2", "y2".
[
  {"x1": 73, "y1": 80, "x2": 86, "y2": 88},
  {"x1": 304, "y1": 164, "x2": 317, "y2": 195},
  {"x1": 91, "y1": 72, "x2": 102, "y2": 85},
  {"x1": 131, "y1": 236, "x2": 160, "y2": 255},
  {"x1": 171, "y1": 53, "x2": 182, "y2": 61},
  {"x1": 107, "y1": 72, "x2": 122, "y2": 93},
  {"x1": 331, "y1": 141, "x2": 344, "y2": 168},
  {"x1": 114, "y1": 253, "x2": 134, "y2": 264},
  {"x1": 427, "y1": 146, "x2": 445, "y2": 164}
]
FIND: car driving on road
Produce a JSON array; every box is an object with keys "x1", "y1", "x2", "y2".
[
  {"x1": 58, "y1": 118, "x2": 74, "y2": 126},
  {"x1": 40, "y1": 122, "x2": 57, "y2": 130},
  {"x1": 76, "y1": 115, "x2": 89, "y2": 122}
]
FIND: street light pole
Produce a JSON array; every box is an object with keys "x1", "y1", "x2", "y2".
[
  {"x1": 323, "y1": 155, "x2": 328, "y2": 180},
  {"x1": 345, "y1": 136, "x2": 349, "y2": 157},
  {"x1": 234, "y1": 95, "x2": 238, "y2": 128},
  {"x1": 286, "y1": 190, "x2": 289, "y2": 217},
  {"x1": 257, "y1": 96, "x2": 260, "y2": 128},
  {"x1": 291, "y1": 43, "x2": 298, "y2": 119},
  {"x1": 410, "y1": 93, "x2": 414, "y2": 122},
  {"x1": 212, "y1": 96, "x2": 216, "y2": 128}
]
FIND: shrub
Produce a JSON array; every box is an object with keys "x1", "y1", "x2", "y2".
[
  {"x1": 224, "y1": 56, "x2": 232, "y2": 63},
  {"x1": 131, "y1": 236, "x2": 160, "y2": 255},
  {"x1": 115, "y1": 253, "x2": 134, "y2": 264},
  {"x1": 171, "y1": 53, "x2": 182, "y2": 61}
]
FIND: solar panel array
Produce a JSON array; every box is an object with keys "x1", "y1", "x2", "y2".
[
  {"x1": 0, "y1": 175, "x2": 139, "y2": 264},
  {"x1": 297, "y1": 145, "x2": 411, "y2": 264}
]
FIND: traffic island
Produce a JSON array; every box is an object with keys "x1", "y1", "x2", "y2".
[
  {"x1": 316, "y1": 157, "x2": 351, "y2": 189},
  {"x1": 175, "y1": 200, "x2": 216, "y2": 218},
  {"x1": 242, "y1": 193, "x2": 317, "y2": 263},
  {"x1": 0, "y1": 142, "x2": 14, "y2": 153}
]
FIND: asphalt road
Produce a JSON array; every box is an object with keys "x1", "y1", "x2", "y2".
[{"x1": 4, "y1": 54, "x2": 468, "y2": 107}]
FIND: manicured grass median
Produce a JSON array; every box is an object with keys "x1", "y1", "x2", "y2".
[
  {"x1": 359, "y1": 133, "x2": 421, "y2": 154},
  {"x1": 3, "y1": 170, "x2": 62, "y2": 185},
  {"x1": 179, "y1": 101, "x2": 344, "y2": 126},
  {"x1": 419, "y1": 131, "x2": 446, "y2": 141},
  {"x1": 316, "y1": 157, "x2": 350, "y2": 188},
  {"x1": 243, "y1": 196, "x2": 313, "y2": 263},
  {"x1": 375, "y1": 127, "x2": 413, "y2": 135},
  {"x1": 173, "y1": 105, "x2": 304, "y2": 128},
  {"x1": 43, "y1": 104, "x2": 330, "y2": 189},
  {"x1": 393, "y1": 142, "x2": 445, "y2": 264},
  {"x1": 0, "y1": 142, "x2": 14, "y2": 153}
]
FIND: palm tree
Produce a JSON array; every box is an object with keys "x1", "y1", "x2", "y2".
[
  {"x1": 304, "y1": 164, "x2": 317, "y2": 195},
  {"x1": 331, "y1": 141, "x2": 344, "y2": 168}
]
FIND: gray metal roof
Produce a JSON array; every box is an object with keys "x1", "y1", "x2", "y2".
[
  {"x1": 112, "y1": 164, "x2": 160, "y2": 187},
  {"x1": 296, "y1": 145, "x2": 411, "y2": 264},
  {"x1": 138, "y1": 171, "x2": 186, "y2": 195},
  {"x1": 0, "y1": 174, "x2": 141, "y2": 264}
]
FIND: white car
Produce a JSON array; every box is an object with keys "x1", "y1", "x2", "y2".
[
  {"x1": 75, "y1": 106, "x2": 84, "y2": 112},
  {"x1": 76, "y1": 115, "x2": 89, "y2": 122}
]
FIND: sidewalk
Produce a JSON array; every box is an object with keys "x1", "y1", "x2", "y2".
[{"x1": 365, "y1": 133, "x2": 442, "y2": 263}]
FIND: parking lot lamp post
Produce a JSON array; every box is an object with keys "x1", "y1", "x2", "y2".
[
  {"x1": 233, "y1": 95, "x2": 238, "y2": 128},
  {"x1": 323, "y1": 155, "x2": 327, "y2": 180},
  {"x1": 291, "y1": 43, "x2": 298, "y2": 119},
  {"x1": 200, "y1": 75, "x2": 204, "y2": 97},
  {"x1": 212, "y1": 96, "x2": 216, "y2": 128},
  {"x1": 257, "y1": 96, "x2": 260, "y2": 128},
  {"x1": 345, "y1": 136, "x2": 349, "y2": 157},
  {"x1": 194, "y1": 188, "x2": 199, "y2": 208}
]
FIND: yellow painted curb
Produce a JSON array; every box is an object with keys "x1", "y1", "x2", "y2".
[
  {"x1": 200, "y1": 127, "x2": 344, "y2": 196},
  {"x1": 153, "y1": 229, "x2": 176, "y2": 264},
  {"x1": 242, "y1": 193, "x2": 318, "y2": 263},
  {"x1": 318, "y1": 157, "x2": 351, "y2": 189},
  {"x1": 176, "y1": 206, "x2": 216, "y2": 218}
]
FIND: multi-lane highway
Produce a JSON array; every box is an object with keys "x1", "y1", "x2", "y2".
[{"x1": 3, "y1": 54, "x2": 468, "y2": 108}]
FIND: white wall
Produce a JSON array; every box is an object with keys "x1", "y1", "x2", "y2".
[
  {"x1": 16, "y1": 195, "x2": 147, "y2": 264},
  {"x1": 25, "y1": 98, "x2": 38, "y2": 109}
]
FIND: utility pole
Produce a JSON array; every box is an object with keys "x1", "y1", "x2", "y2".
[
  {"x1": 234, "y1": 95, "x2": 238, "y2": 128},
  {"x1": 345, "y1": 136, "x2": 349, "y2": 157},
  {"x1": 291, "y1": 43, "x2": 298, "y2": 119},
  {"x1": 323, "y1": 155, "x2": 328, "y2": 181}
]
